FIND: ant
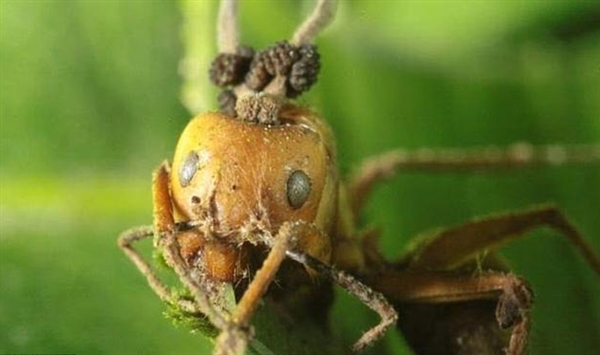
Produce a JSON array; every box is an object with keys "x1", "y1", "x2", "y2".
[{"x1": 118, "y1": 1, "x2": 600, "y2": 354}]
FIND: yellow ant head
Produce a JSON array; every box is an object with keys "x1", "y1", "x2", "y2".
[{"x1": 169, "y1": 106, "x2": 337, "y2": 280}]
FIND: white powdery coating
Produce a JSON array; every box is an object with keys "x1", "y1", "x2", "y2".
[
  {"x1": 291, "y1": 0, "x2": 338, "y2": 45},
  {"x1": 217, "y1": 0, "x2": 239, "y2": 54}
]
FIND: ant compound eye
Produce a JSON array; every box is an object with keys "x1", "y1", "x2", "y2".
[
  {"x1": 179, "y1": 151, "x2": 199, "y2": 187},
  {"x1": 286, "y1": 170, "x2": 311, "y2": 209}
]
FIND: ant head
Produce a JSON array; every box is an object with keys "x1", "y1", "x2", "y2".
[{"x1": 170, "y1": 106, "x2": 337, "y2": 247}]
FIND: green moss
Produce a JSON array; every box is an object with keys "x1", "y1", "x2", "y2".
[{"x1": 163, "y1": 289, "x2": 219, "y2": 338}]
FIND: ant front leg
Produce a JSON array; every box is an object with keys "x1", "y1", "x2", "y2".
[
  {"x1": 212, "y1": 221, "x2": 302, "y2": 355},
  {"x1": 117, "y1": 163, "x2": 204, "y2": 314},
  {"x1": 117, "y1": 226, "x2": 200, "y2": 310},
  {"x1": 118, "y1": 162, "x2": 228, "y2": 331},
  {"x1": 280, "y1": 226, "x2": 398, "y2": 353},
  {"x1": 151, "y1": 161, "x2": 229, "y2": 331},
  {"x1": 229, "y1": 220, "x2": 397, "y2": 354}
]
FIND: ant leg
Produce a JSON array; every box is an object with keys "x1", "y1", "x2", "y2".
[
  {"x1": 370, "y1": 270, "x2": 533, "y2": 355},
  {"x1": 212, "y1": 221, "x2": 302, "y2": 355},
  {"x1": 152, "y1": 162, "x2": 229, "y2": 330},
  {"x1": 408, "y1": 204, "x2": 600, "y2": 277},
  {"x1": 366, "y1": 204, "x2": 600, "y2": 354},
  {"x1": 152, "y1": 161, "x2": 176, "y2": 238},
  {"x1": 348, "y1": 144, "x2": 600, "y2": 217},
  {"x1": 285, "y1": 247, "x2": 398, "y2": 353},
  {"x1": 117, "y1": 226, "x2": 196, "y2": 313}
]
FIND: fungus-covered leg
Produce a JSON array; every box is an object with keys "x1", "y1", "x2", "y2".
[
  {"x1": 348, "y1": 144, "x2": 600, "y2": 217},
  {"x1": 408, "y1": 204, "x2": 600, "y2": 277},
  {"x1": 366, "y1": 204, "x2": 600, "y2": 355},
  {"x1": 117, "y1": 226, "x2": 206, "y2": 313},
  {"x1": 370, "y1": 270, "x2": 533, "y2": 355},
  {"x1": 285, "y1": 248, "x2": 398, "y2": 353},
  {"x1": 213, "y1": 221, "x2": 302, "y2": 355},
  {"x1": 117, "y1": 226, "x2": 192, "y2": 306},
  {"x1": 152, "y1": 162, "x2": 229, "y2": 330}
]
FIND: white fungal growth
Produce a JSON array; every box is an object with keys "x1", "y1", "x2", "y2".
[
  {"x1": 217, "y1": 0, "x2": 239, "y2": 54},
  {"x1": 291, "y1": 0, "x2": 338, "y2": 46}
]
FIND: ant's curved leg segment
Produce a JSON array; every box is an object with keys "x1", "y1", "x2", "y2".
[
  {"x1": 285, "y1": 247, "x2": 398, "y2": 353},
  {"x1": 365, "y1": 204, "x2": 600, "y2": 355},
  {"x1": 117, "y1": 226, "x2": 196, "y2": 308},
  {"x1": 408, "y1": 204, "x2": 600, "y2": 277},
  {"x1": 233, "y1": 222, "x2": 303, "y2": 323},
  {"x1": 213, "y1": 221, "x2": 302, "y2": 355},
  {"x1": 348, "y1": 144, "x2": 600, "y2": 218},
  {"x1": 117, "y1": 163, "x2": 228, "y2": 320},
  {"x1": 370, "y1": 270, "x2": 533, "y2": 355},
  {"x1": 152, "y1": 162, "x2": 229, "y2": 331},
  {"x1": 117, "y1": 226, "x2": 204, "y2": 314}
]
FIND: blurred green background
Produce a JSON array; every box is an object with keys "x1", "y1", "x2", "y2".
[{"x1": 1, "y1": 1, "x2": 599, "y2": 355}]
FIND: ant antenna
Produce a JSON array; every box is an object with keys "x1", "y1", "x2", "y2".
[
  {"x1": 217, "y1": 0, "x2": 239, "y2": 54},
  {"x1": 291, "y1": 0, "x2": 338, "y2": 46}
]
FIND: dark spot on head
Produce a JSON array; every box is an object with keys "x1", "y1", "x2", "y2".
[
  {"x1": 191, "y1": 196, "x2": 201, "y2": 204},
  {"x1": 231, "y1": 184, "x2": 238, "y2": 191},
  {"x1": 179, "y1": 151, "x2": 199, "y2": 187},
  {"x1": 286, "y1": 170, "x2": 311, "y2": 209}
]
